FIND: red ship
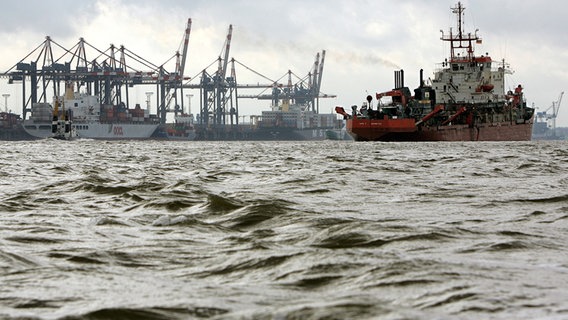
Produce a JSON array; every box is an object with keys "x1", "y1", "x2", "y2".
[{"x1": 336, "y1": 2, "x2": 534, "y2": 142}]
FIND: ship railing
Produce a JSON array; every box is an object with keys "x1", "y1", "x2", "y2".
[
  {"x1": 434, "y1": 61, "x2": 511, "y2": 74},
  {"x1": 492, "y1": 66, "x2": 513, "y2": 75},
  {"x1": 434, "y1": 58, "x2": 473, "y2": 71}
]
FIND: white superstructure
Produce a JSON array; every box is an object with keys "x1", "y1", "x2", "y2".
[{"x1": 23, "y1": 86, "x2": 159, "y2": 139}]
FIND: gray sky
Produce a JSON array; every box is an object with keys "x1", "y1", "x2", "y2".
[{"x1": 1, "y1": 0, "x2": 566, "y2": 125}]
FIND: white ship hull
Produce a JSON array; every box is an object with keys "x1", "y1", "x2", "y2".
[{"x1": 23, "y1": 121, "x2": 158, "y2": 139}]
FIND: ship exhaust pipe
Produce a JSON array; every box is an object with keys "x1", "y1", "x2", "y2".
[
  {"x1": 419, "y1": 69, "x2": 424, "y2": 87},
  {"x1": 394, "y1": 69, "x2": 404, "y2": 89}
]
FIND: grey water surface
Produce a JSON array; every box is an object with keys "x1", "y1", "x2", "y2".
[{"x1": 1, "y1": 140, "x2": 567, "y2": 319}]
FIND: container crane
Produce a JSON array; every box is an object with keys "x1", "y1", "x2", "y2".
[
  {"x1": 195, "y1": 24, "x2": 235, "y2": 127},
  {"x1": 550, "y1": 92, "x2": 563, "y2": 130},
  {"x1": 3, "y1": 18, "x2": 193, "y2": 122},
  {"x1": 237, "y1": 50, "x2": 335, "y2": 111},
  {"x1": 164, "y1": 18, "x2": 192, "y2": 119},
  {"x1": 537, "y1": 92, "x2": 563, "y2": 131},
  {"x1": 177, "y1": 18, "x2": 192, "y2": 80}
]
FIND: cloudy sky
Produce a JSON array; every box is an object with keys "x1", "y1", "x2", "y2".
[{"x1": 1, "y1": 0, "x2": 566, "y2": 125}]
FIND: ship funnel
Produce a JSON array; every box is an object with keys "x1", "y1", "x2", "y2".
[
  {"x1": 420, "y1": 69, "x2": 424, "y2": 87},
  {"x1": 394, "y1": 69, "x2": 404, "y2": 89}
]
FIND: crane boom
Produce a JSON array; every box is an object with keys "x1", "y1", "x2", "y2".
[
  {"x1": 544, "y1": 91, "x2": 563, "y2": 115},
  {"x1": 311, "y1": 52, "x2": 320, "y2": 92},
  {"x1": 220, "y1": 24, "x2": 233, "y2": 80},
  {"x1": 316, "y1": 50, "x2": 326, "y2": 95},
  {"x1": 179, "y1": 18, "x2": 192, "y2": 78},
  {"x1": 553, "y1": 91, "x2": 563, "y2": 117}
]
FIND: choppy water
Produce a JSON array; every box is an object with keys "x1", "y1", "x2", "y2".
[{"x1": 1, "y1": 139, "x2": 567, "y2": 320}]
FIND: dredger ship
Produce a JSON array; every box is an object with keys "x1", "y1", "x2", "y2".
[{"x1": 335, "y1": 2, "x2": 534, "y2": 141}]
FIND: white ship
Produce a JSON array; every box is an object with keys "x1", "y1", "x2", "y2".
[{"x1": 23, "y1": 83, "x2": 159, "y2": 139}]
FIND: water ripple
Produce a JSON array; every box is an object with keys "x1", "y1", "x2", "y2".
[{"x1": 1, "y1": 140, "x2": 567, "y2": 319}]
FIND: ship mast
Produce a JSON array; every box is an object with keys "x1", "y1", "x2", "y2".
[{"x1": 441, "y1": 2, "x2": 481, "y2": 62}]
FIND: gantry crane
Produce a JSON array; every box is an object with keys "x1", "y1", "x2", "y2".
[
  {"x1": 549, "y1": 92, "x2": 563, "y2": 131},
  {"x1": 3, "y1": 18, "x2": 333, "y2": 132},
  {"x1": 3, "y1": 19, "x2": 192, "y2": 123},
  {"x1": 536, "y1": 92, "x2": 564, "y2": 135},
  {"x1": 186, "y1": 24, "x2": 238, "y2": 128},
  {"x1": 237, "y1": 50, "x2": 335, "y2": 112},
  {"x1": 160, "y1": 18, "x2": 192, "y2": 121}
]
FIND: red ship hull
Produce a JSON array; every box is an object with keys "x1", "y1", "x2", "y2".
[
  {"x1": 346, "y1": 118, "x2": 533, "y2": 142},
  {"x1": 337, "y1": 2, "x2": 537, "y2": 142}
]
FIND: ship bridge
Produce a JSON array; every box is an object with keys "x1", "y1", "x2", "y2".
[{"x1": 432, "y1": 2, "x2": 511, "y2": 105}]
